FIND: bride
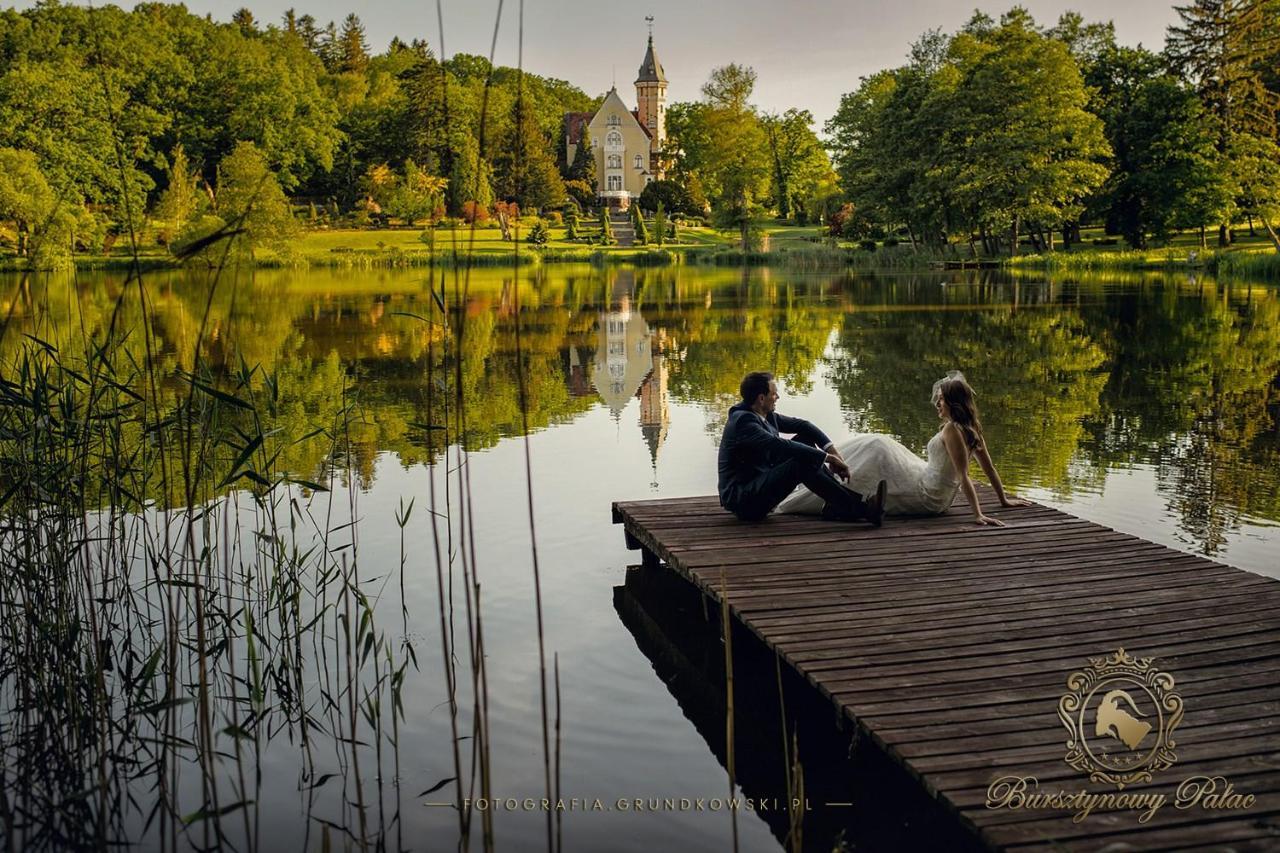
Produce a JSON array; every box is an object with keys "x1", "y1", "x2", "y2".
[{"x1": 777, "y1": 371, "x2": 1030, "y2": 526}]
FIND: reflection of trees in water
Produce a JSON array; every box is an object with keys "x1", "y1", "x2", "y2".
[
  {"x1": 659, "y1": 271, "x2": 844, "y2": 434},
  {"x1": 0, "y1": 271, "x2": 600, "y2": 500},
  {"x1": 5, "y1": 269, "x2": 1277, "y2": 540},
  {"x1": 828, "y1": 306, "x2": 1109, "y2": 493},
  {"x1": 1079, "y1": 283, "x2": 1280, "y2": 551}
]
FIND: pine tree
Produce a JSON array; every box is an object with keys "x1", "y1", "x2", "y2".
[
  {"x1": 631, "y1": 202, "x2": 648, "y2": 244},
  {"x1": 653, "y1": 201, "x2": 666, "y2": 246},
  {"x1": 232, "y1": 8, "x2": 257, "y2": 34},
  {"x1": 338, "y1": 13, "x2": 370, "y2": 75},
  {"x1": 493, "y1": 97, "x2": 566, "y2": 210},
  {"x1": 569, "y1": 126, "x2": 598, "y2": 190},
  {"x1": 297, "y1": 14, "x2": 321, "y2": 53},
  {"x1": 318, "y1": 21, "x2": 340, "y2": 72}
]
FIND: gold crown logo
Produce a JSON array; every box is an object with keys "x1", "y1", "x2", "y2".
[{"x1": 1058, "y1": 648, "x2": 1185, "y2": 789}]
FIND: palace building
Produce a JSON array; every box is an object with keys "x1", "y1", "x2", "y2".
[{"x1": 563, "y1": 33, "x2": 667, "y2": 209}]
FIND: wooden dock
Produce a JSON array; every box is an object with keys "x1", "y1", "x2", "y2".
[{"x1": 612, "y1": 488, "x2": 1280, "y2": 851}]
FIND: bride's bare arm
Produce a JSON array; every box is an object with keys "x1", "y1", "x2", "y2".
[
  {"x1": 941, "y1": 424, "x2": 1003, "y2": 526},
  {"x1": 972, "y1": 441, "x2": 1032, "y2": 508}
]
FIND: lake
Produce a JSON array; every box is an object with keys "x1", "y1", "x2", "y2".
[{"x1": 0, "y1": 263, "x2": 1277, "y2": 851}]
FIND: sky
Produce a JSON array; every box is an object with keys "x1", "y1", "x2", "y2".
[{"x1": 60, "y1": 0, "x2": 1184, "y2": 127}]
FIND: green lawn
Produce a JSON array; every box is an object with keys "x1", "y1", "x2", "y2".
[
  {"x1": 272, "y1": 218, "x2": 755, "y2": 262},
  {"x1": 4, "y1": 217, "x2": 1274, "y2": 273}
]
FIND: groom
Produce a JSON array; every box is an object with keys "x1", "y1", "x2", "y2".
[{"x1": 718, "y1": 371, "x2": 885, "y2": 524}]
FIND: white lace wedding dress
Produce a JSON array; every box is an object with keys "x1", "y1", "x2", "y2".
[{"x1": 777, "y1": 431, "x2": 962, "y2": 516}]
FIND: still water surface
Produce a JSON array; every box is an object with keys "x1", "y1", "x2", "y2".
[{"x1": 2, "y1": 265, "x2": 1277, "y2": 850}]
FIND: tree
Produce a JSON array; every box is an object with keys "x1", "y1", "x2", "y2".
[
  {"x1": 0, "y1": 147, "x2": 74, "y2": 266},
  {"x1": 826, "y1": 13, "x2": 1111, "y2": 252},
  {"x1": 1087, "y1": 48, "x2": 1232, "y2": 247},
  {"x1": 564, "y1": 205, "x2": 579, "y2": 240},
  {"x1": 338, "y1": 13, "x2": 370, "y2": 75},
  {"x1": 173, "y1": 23, "x2": 341, "y2": 188},
  {"x1": 563, "y1": 179, "x2": 595, "y2": 210},
  {"x1": 232, "y1": 8, "x2": 257, "y2": 34},
  {"x1": 760, "y1": 108, "x2": 832, "y2": 218},
  {"x1": 631, "y1": 202, "x2": 648, "y2": 244},
  {"x1": 212, "y1": 141, "x2": 297, "y2": 257},
  {"x1": 653, "y1": 201, "x2": 666, "y2": 246},
  {"x1": 527, "y1": 219, "x2": 549, "y2": 245},
  {"x1": 568, "y1": 125, "x2": 597, "y2": 189},
  {"x1": 701, "y1": 64, "x2": 758, "y2": 112},
  {"x1": 491, "y1": 96, "x2": 566, "y2": 211},
  {"x1": 364, "y1": 159, "x2": 447, "y2": 225},
  {"x1": 638, "y1": 179, "x2": 695, "y2": 215},
  {"x1": 952, "y1": 13, "x2": 1111, "y2": 254},
  {"x1": 155, "y1": 145, "x2": 201, "y2": 244},
  {"x1": 694, "y1": 65, "x2": 770, "y2": 246},
  {"x1": 1168, "y1": 0, "x2": 1280, "y2": 247},
  {"x1": 599, "y1": 210, "x2": 614, "y2": 245}
]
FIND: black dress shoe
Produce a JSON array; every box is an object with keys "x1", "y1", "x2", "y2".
[{"x1": 862, "y1": 479, "x2": 888, "y2": 527}]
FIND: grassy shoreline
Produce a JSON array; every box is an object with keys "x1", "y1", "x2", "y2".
[{"x1": 4, "y1": 224, "x2": 1278, "y2": 278}]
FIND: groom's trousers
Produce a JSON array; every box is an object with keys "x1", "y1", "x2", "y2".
[{"x1": 728, "y1": 456, "x2": 862, "y2": 522}]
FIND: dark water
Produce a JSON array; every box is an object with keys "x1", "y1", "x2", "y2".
[{"x1": 1, "y1": 265, "x2": 1277, "y2": 850}]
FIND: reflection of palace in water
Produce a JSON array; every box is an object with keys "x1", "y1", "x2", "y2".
[{"x1": 566, "y1": 277, "x2": 672, "y2": 477}]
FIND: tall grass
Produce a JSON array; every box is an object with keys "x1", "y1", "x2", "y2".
[
  {"x1": 0, "y1": 286, "x2": 418, "y2": 850},
  {"x1": 1006, "y1": 247, "x2": 1204, "y2": 271},
  {"x1": 0, "y1": 4, "x2": 515, "y2": 851},
  {"x1": 1210, "y1": 250, "x2": 1280, "y2": 281}
]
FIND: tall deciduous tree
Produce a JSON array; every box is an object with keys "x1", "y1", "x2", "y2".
[
  {"x1": 681, "y1": 65, "x2": 770, "y2": 246},
  {"x1": 0, "y1": 147, "x2": 74, "y2": 265},
  {"x1": 1168, "y1": 0, "x2": 1280, "y2": 247},
  {"x1": 213, "y1": 141, "x2": 297, "y2": 257},
  {"x1": 760, "y1": 108, "x2": 832, "y2": 219},
  {"x1": 1087, "y1": 46, "x2": 1232, "y2": 247},
  {"x1": 826, "y1": 10, "x2": 1110, "y2": 253}
]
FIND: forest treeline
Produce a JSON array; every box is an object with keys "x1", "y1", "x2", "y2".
[
  {"x1": 0, "y1": 2, "x2": 1277, "y2": 267},
  {"x1": 825, "y1": 6, "x2": 1280, "y2": 253}
]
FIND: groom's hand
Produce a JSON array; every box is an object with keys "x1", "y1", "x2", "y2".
[{"x1": 825, "y1": 452, "x2": 850, "y2": 481}]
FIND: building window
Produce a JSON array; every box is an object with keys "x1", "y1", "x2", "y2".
[
  {"x1": 634, "y1": 154, "x2": 644, "y2": 169},
  {"x1": 607, "y1": 175, "x2": 623, "y2": 191},
  {"x1": 607, "y1": 154, "x2": 622, "y2": 169},
  {"x1": 606, "y1": 130, "x2": 623, "y2": 148}
]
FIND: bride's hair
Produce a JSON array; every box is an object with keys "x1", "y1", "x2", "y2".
[{"x1": 932, "y1": 371, "x2": 984, "y2": 450}]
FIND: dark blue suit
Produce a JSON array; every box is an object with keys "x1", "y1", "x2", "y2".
[{"x1": 717, "y1": 402, "x2": 862, "y2": 521}]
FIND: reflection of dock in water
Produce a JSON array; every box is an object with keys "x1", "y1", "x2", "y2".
[
  {"x1": 613, "y1": 565, "x2": 984, "y2": 852},
  {"x1": 612, "y1": 488, "x2": 1280, "y2": 850}
]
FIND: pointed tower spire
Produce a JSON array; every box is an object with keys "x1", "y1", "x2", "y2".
[{"x1": 635, "y1": 23, "x2": 666, "y2": 84}]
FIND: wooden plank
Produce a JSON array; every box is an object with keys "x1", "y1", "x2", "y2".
[{"x1": 612, "y1": 494, "x2": 1280, "y2": 850}]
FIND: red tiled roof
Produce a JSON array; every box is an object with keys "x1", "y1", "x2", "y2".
[
  {"x1": 564, "y1": 112, "x2": 592, "y2": 144},
  {"x1": 632, "y1": 110, "x2": 653, "y2": 139},
  {"x1": 564, "y1": 107, "x2": 653, "y2": 143}
]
